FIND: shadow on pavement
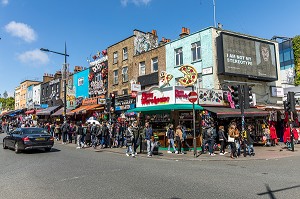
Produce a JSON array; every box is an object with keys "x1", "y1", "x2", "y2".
[{"x1": 257, "y1": 183, "x2": 300, "y2": 198}]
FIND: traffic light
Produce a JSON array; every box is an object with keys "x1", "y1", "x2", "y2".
[
  {"x1": 287, "y1": 91, "x2": 296, "y2": 112},
  {"x1": 231, "y1": 85, "x2": 241, "y2": 109},
  {"x1": 244, "y1": 85, "x2": 253, "y2": 109},
  {"x1": 110, "y1": 93, "x2": 115, "y2": 111}
]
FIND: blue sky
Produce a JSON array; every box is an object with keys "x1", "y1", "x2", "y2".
[{"x1": 0, "y1": 0, "x2": 300, "y2": 97}]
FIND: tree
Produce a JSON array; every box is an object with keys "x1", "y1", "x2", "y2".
[{"x1": 292, "y1": 36, "x2": 300, "y2": 85}]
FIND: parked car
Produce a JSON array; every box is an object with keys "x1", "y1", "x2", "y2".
[{"x1": 3, "y1": 127, "x2": 54, "y2": 153}]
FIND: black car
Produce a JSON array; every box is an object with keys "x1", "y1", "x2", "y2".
[{"x1": 3, "y1": 127, "x2": 54, "y2": 153}]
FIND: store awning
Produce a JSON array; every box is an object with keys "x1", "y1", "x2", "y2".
[
  {"x1": 68, "y1": 104, "x2": 103, "y2": 115},
  {"x1": 36, "y1": 106, "x2": 60, "y2": 116},
  {"x1": 204, "y1": 107, "x2": 269, "y2": 118},
  {"x1": 51, "y1": 107, "x2": 73, "y2": 117},
  {"x1": 126, "y1": 104, "x2": 203, "y2": 113}
]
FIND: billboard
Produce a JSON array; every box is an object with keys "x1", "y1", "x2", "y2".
[{"x1": 219, "y1": 32, "x2": 278, "y2": 81}]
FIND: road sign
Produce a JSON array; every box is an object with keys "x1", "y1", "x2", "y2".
[{"x1": 188, "y1": 91, "x2": 198, "y2": 103}]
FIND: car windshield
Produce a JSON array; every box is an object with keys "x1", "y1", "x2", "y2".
[{"x1": 22, "y1": 128, "x2": 48, "y2": 135}]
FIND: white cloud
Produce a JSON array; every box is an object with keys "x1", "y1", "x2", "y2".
[
  {"x1": 4, "y1": 21, "x2": 37, "y2": 43},
  {"x1": 1, "y1": 0, "x2": 9, "y2": 6},
  {"x1": 18, "y1": 49, "x2": 49, "y2": 65},
  {"x1": 121, "y1": 0, "x2": 151, "y2": 6}
]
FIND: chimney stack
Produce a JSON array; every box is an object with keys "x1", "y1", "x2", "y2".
[
  {"x1": 43, "y1": 73, "x2": 54, "y2": 83},
  {"x1": 179, "y1": 27, "x2": 190, "y2": 38},
  {"x1": 151, "y1": 29, "x2": 157, "y2": 36}
]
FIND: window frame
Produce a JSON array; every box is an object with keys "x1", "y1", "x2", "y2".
[
  {"x1": 139, "y1": 61, "x2": 146, "y2": 76},
  {"x1": 175, "y1": 48, "x2": 183, "y2": 66},
  {"x1": 122, "y1": 66, "x2": 129, "y2": 82},
  {"x1": 113, "y1": 70, "x2": 119, "y2": 85},
  {"x1": 113, "y1": 51, "x2": 118, "y2": 64},
  {"x1": 151, "y1": 57, "x2": 158, "y2": 73},
  {"x1": 191, "y1": 41, "x2": 201, "y2": 62},
  {"x1": 123, "y1": 47, "x2": 128, "y2": 61}
]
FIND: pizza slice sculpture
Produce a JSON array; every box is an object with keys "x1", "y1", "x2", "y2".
[{"x1": 178, "y1": 65, "x2": 198, "y2": 86}]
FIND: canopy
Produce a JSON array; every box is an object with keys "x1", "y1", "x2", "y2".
[
  {"x1": 126, "y1": 104, "x2": 203, "y2": 113},
  {"x1": 25, "y1": 109, "x2": 36, "y2": 115},
  {"x1": 51, "y1": 107, "x2": 73, "y2": 117},
  {"x1": 36, "y1": 106, "x2": 60, "y2": 116},
  {"x1": 68, "y1": 104, "x2": 103, "y2": 115},
  {"x1": 203, "y1": 107, "x2": 269, "y2": 118}
]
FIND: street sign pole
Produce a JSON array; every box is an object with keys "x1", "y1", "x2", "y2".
[{"x1": 188, "y1": 88, "x2": 197, "y2": 158}]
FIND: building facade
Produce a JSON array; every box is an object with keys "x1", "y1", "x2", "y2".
[
  {"x1": 14, "y1": 86, "x2": 21, "y2": 110},
  {"x1": 165, "y1": 27, "x2": 283, "y2": 106},
  {"x1": 279, "y1": 39, "x2": 294, "y2": 88},
  {"x1": 33, "y1": 83, "x2": 41, "y2": 108},
  {"x1": 26, "y1": 85, "x2": 34, "y2": 109},
  {"x1": 18, "y1": 80, "x2": 41, "y2": 109}
]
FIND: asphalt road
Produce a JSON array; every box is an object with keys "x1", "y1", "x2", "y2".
[{"x1": 1, "y1": 133, "x2": 300, "y2": 199}]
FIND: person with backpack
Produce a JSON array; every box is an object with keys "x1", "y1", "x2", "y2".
[{"x1": 60, "y1": 121, "x2": 70, "y2": 144}]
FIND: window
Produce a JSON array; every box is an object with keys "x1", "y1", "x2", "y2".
[
  {"x1": 122, "y1": 66, "x2": 128, "y2": 82},
  {"x1": 42, "y1": 88, "x2": 44, "y2": 96},
  {"x1": 139, "y1": 61, "x2": 146, "y2": 76},
  {"x1": 95, "y1": 73, "x2": 101, "y2": 82},
  {"x1": 123, "y1": 47, "x2": 128, "y2": 60},
  {"x1": 175, "y1": 48, "x2": 183, "y2": 66},
  {"x1": 78, "y1": 78, "x2": 84, "y2": 86},
  {"x1": 113, "y1": 51, "x2": 118, "y2": 64},
  {"x1": 122, "y1": 89, "x2": 128, "y2": 95},
  {"x1": 191, "y1": 41, "x2": 201, "y2": 61},
  {"x1": 113, "y1": 70, "x2": 118, "y2": 84},
  {"x1": 152, "y1": 57, "x2": 158, "y2": 72},
  {"x1": 56, "y1": 85, "x2": 59, "y2": 93}
]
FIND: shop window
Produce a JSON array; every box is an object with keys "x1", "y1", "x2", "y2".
[{"x1": 122, "y1": 89, "x2": 128, "y2": 95}]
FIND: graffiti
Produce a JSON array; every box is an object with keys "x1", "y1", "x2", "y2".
[{"x1": 134, "y1": 31, "x2": 158, "y2": 55}]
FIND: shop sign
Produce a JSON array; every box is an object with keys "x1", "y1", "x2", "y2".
[
  {"x1": 40, "y1": 104, "x2": 48, "y2": 109},
  {"x1": 141, "y1": 92, "x2": 169, "y2": 105},
  {"x1": 98, "y1": 98, "x2": 106, "y2": 105},
  {"x1": 198, "y1": 89, "x2": 225, "y2": 105},
  {"x1": 202, "y1": 67, "x2": 213, "y2": 75},
  {"x1": 270, "y1": 86, "x2": 284, "y2": 97},
  {"x1": 131, "y1": 83, "x2": 141, "y2": 92},
  {"x1": 82, "y1": 96, "x2": 105, "y2": 106},
  {"x1": 115, "y1": 98, "x2": 136, "y2": 111},
  {"x1": 175, "y1": 87, "x2": 192, "y2": 104}
]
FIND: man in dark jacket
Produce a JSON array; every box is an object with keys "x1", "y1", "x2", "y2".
[
  {"x1": 60, "y1": 121, "x2": 70, "y2": 144},
  {"x1": 130, "y1": 121, "x2": 140, "y2": 157},
  {"x1": 76, "y1": 122, "x2": 84, "y2": 149},
  {"x1": 101, "y1": 122, "x2": 109, "y2": 148},
  {"x1": 144, "y1": 122, "x2": 154, "y2": 157}
]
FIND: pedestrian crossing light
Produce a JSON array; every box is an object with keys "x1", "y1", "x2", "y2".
[
  {"x1": 287, "y1": 91, "x2": 296, "y2": 112},
  {"x1": 244, "y1": 85, "x2": 253, "y2": 109},
  {"x1": 231, "y1": 85, "x2": 241, "y2": 109}
]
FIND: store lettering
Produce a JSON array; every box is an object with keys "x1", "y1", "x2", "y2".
[
  {"x1": 141, "y1": 92, "x2": 169, "y2": 105},
  {"x1": 175, "y1": 89, "x2": 188, "y2": 99}
]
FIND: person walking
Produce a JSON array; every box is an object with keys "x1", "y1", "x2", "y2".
[
  {"x1": 228, "y1": 122, "x2": 240, "y2": 159},
  {"x1": 175, "y1": 125, "x2": 184, "y2": 154},
  {"x1": 125, "y1": 123, "x2": 133, "y2": 157},
  {"x1": 76, "y1": 122, "x2": 84, "y2": 149},
  {"x1": 91, "y1": 122, "x2": 97, "y2": 148},
  {"x1": 101, "y1": 122, "x2": 109, "y2": 148},
  {"x1": 144, "y1": 122, "x2": 154, "y2": 157},
  {"x1": 60, "y1": 121, "x2": 70, "y2": 144},
  {"x1": 131, "y1": 121, "x2": 140, "y2": 157},
  {"x1": 167, "y1": 124, "x2": 177, "y2": 153},
  {"x1": 218, "y1": 126, "x2": 227, "y2": 155},
  {"x1": 269, "y1": 124, "x2": 277, "y2": 146}
]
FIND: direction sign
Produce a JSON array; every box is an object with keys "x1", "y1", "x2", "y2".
[{"x1": 188, "y1": 91, "x2": 198, "y2": 103}]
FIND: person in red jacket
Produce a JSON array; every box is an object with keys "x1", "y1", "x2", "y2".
[
  {"x1": 283, "y1": 124, "x2": 291, "y2": 144},
  {"x1": 269, "y1": 124, "x2": 277, "y2": 146},
  {"x1": 292, "y1": 128, "x2": 299, "y2": 143}
]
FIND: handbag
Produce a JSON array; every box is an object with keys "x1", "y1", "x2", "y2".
[{"x1": 228, "y1": 135, "x2": 234, "y2": 143}]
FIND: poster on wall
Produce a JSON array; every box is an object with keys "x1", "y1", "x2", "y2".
[
  {"x1": 219, "y1": 32, "x2": 278, "y2": 81},
  {"x1": 198, "y1": 89, "x2": 225, "y2": 105}
]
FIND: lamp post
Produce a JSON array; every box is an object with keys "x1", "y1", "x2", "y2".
[{"x1": 40, "y1": 42, "x2": 69, "y2": 121}]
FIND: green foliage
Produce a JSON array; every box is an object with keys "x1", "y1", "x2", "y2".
[
  {"x1": 0, "y1": 97, "x2": 15, "y2": 111},
  {"x1": 292, "y1": 36, "x2": 300, "y2": 85}
]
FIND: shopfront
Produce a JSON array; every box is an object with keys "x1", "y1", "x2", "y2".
[
  {"x1": 68, "y1": 96, "x2": 105, "y2": 123},
  {"x1": 127, "y1": 86, "x2": 203, "y2": 147}
]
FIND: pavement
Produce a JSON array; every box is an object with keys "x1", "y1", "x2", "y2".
[{"x1": 55, "y1": 140, "x2": 300, "y2": 161}]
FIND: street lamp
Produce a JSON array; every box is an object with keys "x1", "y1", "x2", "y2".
[{"x1": 40, "y1": 42, "x2": 69, "y2": 121}]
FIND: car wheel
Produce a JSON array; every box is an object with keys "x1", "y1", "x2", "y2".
[
  {"x1": 3, "y1": 140, "x2": 8, "y2": 149},
  {"x1": 45, "y1": 147, "x2": 51, "y2": 152},
  {"x1": 14, "y1": 142, "x2": 20, "y2": 154}
]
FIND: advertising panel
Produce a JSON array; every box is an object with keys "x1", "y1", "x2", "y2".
[{"x1": 220, "y1": 32, "x2": 277, "y2": 81}]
